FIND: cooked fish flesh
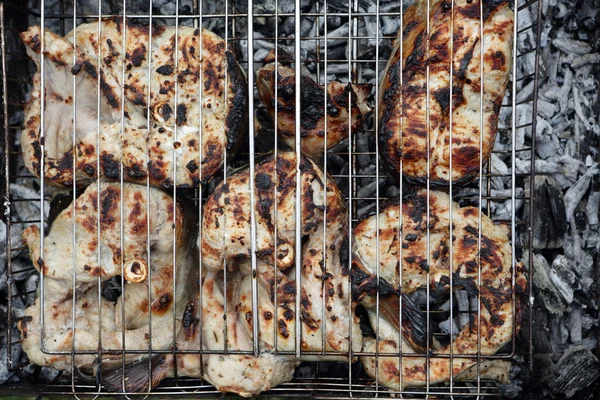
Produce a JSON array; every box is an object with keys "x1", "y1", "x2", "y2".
[
  {"x1": 257, "y1": 50, "x2": 372, "y2": 159},
  {"x1": 20, "y1": 18, "x2": 247, "y2": 188},
  {"x1": 379, "y1": 0, "x2": 513, "y2": 185},
  {"x1": 101, "y1": 269, "x2": 298, "y2": 397},
  {"x1": 201, "y1": 151, "x2": 362, "y2": 356},
  {"x1": 352, "y1": 189, "x2": 526, "y2": 390},
  {"x1": 19, "y1": 181, "x2": 198, "y2": 372},
  {"x1": 101, "y1": 151, "x2": 358, "y2": 395}
]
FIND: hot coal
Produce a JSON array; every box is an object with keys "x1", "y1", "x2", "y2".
[{"x1": 544, "y1": 346, "x2": 600, "y2": 398}]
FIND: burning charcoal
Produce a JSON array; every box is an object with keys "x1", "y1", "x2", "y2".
[
  {"x1": 356, "y1": 132, "x2": 371, "y2": 168},
  {"x1": 564, "y1": 163, "x2": 599, "y2": 222},
  {"x1": 0, "y1": 345, "x2": 12, "y2": 384},
  {"x1": 23, "y1": 274, "x2": 38, "y2": 308},
  {"x1": 586, "y1": 192, "x2": 600, "y2": 238},
  {"x1": 550, "y1": 255, "x2": 579, "y2": 304},
  {"x1": 568, "y1": 303, "x2": 582, "y2": 344},
  {"x1": 532, "y1": 176, "x2": 567, "y2": 249},
  {"x1": 553, "y1": 38, "x2": 593, "y2": 55},
  {"x1": 294, "y1": 362, "x2": 316, "y2": 379},
  {"x1": 563, "y1": 235, "x2": 595, "y2": 292},
  {"x1": 531, "y1": 308, "x2": 553, "y2": 354},
  {"x1": 571, "y1": 53, "x2": 600, "y2": 68},
  {"x1": 545, "y1": 346, "x2": 600, "y2": 398},
  {"x1": 533, "y1": 254, "x2": 569, "y2": 314},
  {"x1": 550, "y1": 314, "x2": 570, "y2": 349},
  {"x1": 497, "y1": 366, "x2": 524, "y2": 398},
  {"x1": 439, "y1": 318, "x2": 459, "y2": 339}
]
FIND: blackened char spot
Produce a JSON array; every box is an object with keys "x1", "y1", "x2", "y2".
[
  {"x1": 28, "y1": 33, "x2": 41, "y2": 53},
  {"x1": 224, "y1": 51, "x2": 248, "y2": 154},
  {"x1": 82, "y1": 60, "x2": 98, "y2": 80},
  {"x1": 434, "y1": 87, "x2": 451, "y2": 112},
  {"x1": 100, "y1": 186, "x2": 119, "y2": 226},
  {"x1": 339, "y1": 234, "x2": 349, "y2": 275},
  {"x1": 156, "y1": 65, "x2": 174, "y2": 75},
  {"x1": 130, "y1": 44, "x2": 146, "y2": 67},
  {"x1": 403, "y1": 21, "x2": 418, "y2": 36},
  {"x1": 57, "y1": 152, "x2": 73, "y2": 172},
  {"x1": 182, "y1": 302, "x2": 196, "y2": 336},
  {"x1": 71, "y1": 60, "x2": 83, "y2": 75},
  {"x1": 176, "y1": 104, "x2": 187, "y2": 125},
  {"x1": 152, "y1": 292, "x2": 172, "y2": 315},
  {"x1": 99, "y1": 71, "x2": 119, "y2": 109},
  {"x1": 278, "y1": 319, "x2": 289, "y2": 338},
  {"x1": 482, "y1": 0, "x2": 508, "y2": 21},
  {"x1": 457, "y1": 46, "x2": 475, "y2": 80},
  {"x1": 162, "y1": 104, "x2": 173, "y2": 121},
  {"x1": 299, "y1": 76, "x2": 324, "y2": 131},
  {"x1": 255, "y1": 172, "x2": 273, "y2": 190},
  {"x1": 405, "y1": 32, "x2": 426, "y2": 73},
  {"x1": 101, "y1": 154, "x2": 120, "y2": 180},
  {"x1": 127, "y1": 163, "x2": 146, "y2": 179},
  {"x1": 186, "y1": 160, "x2": 198, "y2": 173}
]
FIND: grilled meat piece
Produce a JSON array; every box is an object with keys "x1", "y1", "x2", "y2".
[
  {"x1": 352, "y1": 189, "x2": 526, "y2": 390},
  {"x1": 20, "y1": 18, "x2": 247, "y2": 188},
  {"x1": 379, "y1": 0, "x2": 513, "y2": 185},
  {"x1": 19, "y1": 182, "x2": 198, "y2": 372},
  {"x1": 101, "y1": 151, "x2": 358, "y2": 395},
  {"x1": 201, "y1": 151, "x2": 361, "y2": 356},
  {"x1": 101, "y1": 270, "x2": 298, "y2": 397},
  {"x1": 257, "y1": 50, "x2": 372, "y2": 159}
]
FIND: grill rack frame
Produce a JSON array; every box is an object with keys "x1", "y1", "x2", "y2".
[{"x1": 0, "y1": 0, "x2": 543, "y2": 397}]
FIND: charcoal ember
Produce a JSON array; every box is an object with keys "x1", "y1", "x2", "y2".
[
  {"x1": 0, "y1": 343, "x2": 13, "y2": 384},
  {"x1": 587, "y1": 191, "x2": 600, "y2": 226},
  {"x1": 530, "y1": 308, "x2": 553, "y2": 354},
  {"x1": 545, "y1": 346, "x2": 600, "y2": 398},
  {"x1": 533, "y1": 253, "x2": 569, "y2": 314},
  {"x1": 532, "y1": 175, "x2": 567, "y2": 249},
  {"x1": 550, "y1": 255, "x2": 579, "y2": 303},
  {"x1": 553, "y1": 38, "x2": 593, "y2": 55},
  {"x1": 563, "y1": 234, "x2": 595, "y2": 292},
  {"x1": 568, "y1": 303, "x2": 583, "y2": 344},
  {"x1": 294, "y1": 362, "x2": 316, "y2": 379},
  {"x1": 549, "y1": 313, "x2": 569, "y2": 349},
  {"x1": 497, "y1": 366, "x2": 524, "y2": 398}
]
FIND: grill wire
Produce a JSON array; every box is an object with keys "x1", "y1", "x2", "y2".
[{"x1": 0, "y1": 0, "x2": 543, "y2": 397}]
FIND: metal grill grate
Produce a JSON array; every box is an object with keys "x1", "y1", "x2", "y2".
[{"x1": 1, "y1": 0, "x2": 542, "y2": 397}]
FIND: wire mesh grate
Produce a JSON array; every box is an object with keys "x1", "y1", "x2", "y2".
[{"x1": 1, "y1": 0, "x2": 542, "y2": 396}]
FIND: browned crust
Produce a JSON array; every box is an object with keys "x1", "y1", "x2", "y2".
[{"x1": 379, "y1": 0, "x2": 513, "y2": 186}]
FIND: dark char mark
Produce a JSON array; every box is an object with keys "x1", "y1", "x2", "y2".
[
  {"x1": 224, "y1": 51, "x2": 248, "y2": 155},
  {"x1": 156, "y1": 65, "x2": 174, "y2": 75}
]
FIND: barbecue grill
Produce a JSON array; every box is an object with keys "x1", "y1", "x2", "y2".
[{"x1": 0, "y1": 0, "x2": 543, "y2": 397}]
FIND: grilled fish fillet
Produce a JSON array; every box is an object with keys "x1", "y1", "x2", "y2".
[
  {"x1": 20, "y1": 18, "x2": 247, "y2": 188},
  {"x1": 19, "y1": 182, "x2": 198, "y2": 372},
  {"x1": 201, "y1": 151, "x2": 362, "y2": 357},
  {"x1": 352, "y1": 189, "x2": 526, "y2": 390},
  {"x1": 257, "y1": 50, "x2": 372, "y2": 159},
  {"x1": 379, "y1": 0, "x2": 513, "y2": 185},
  {"x1": 101, "y1": 151, "x2": 358, "y2": 395}
]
